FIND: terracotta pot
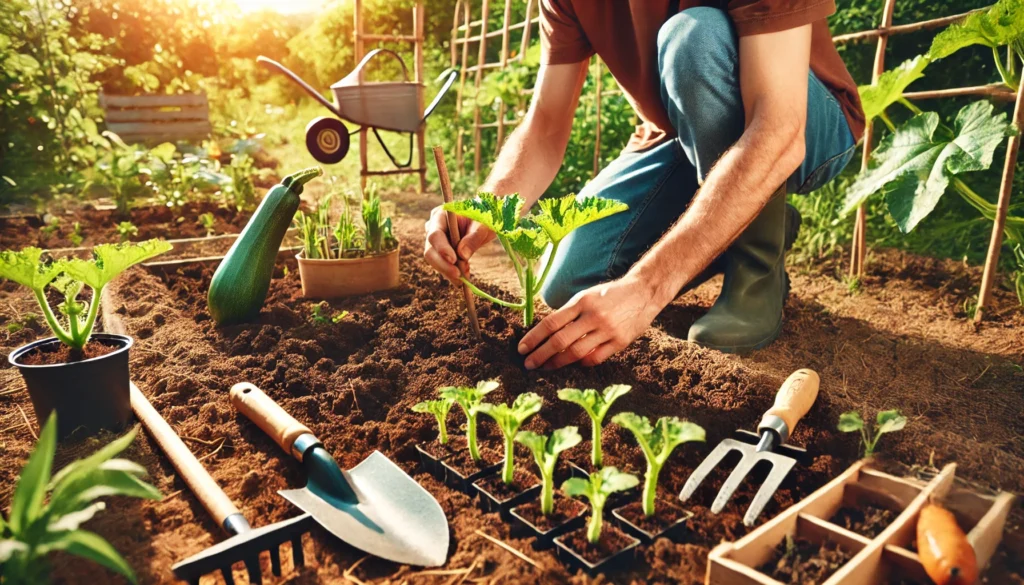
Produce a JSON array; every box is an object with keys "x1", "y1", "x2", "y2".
[
  {"x1": 9, "y1": 333, "x2": 133, "y2": 439},
  {"x1": 296, "y1": 247, "x2": 400, "y2": 298}
]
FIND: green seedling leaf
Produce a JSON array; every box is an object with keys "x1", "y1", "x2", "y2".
[
  {"x1": 443, "y1": 193, "x2": 523, "y2": 235},
  {"x1": 516, "y1": 427, "x2": 582, "y2": 515},
  {"x1": 613, "y1": 412, "x2": 705, "y2": 516},
  {"x1": 478, "y1": 393, "x2": 543, "y2": 483},
  {"x1": 930, "y1": 0, "x2": 1024, "y2": 59},
  {"x1": 877, "y1": 409, "x2": 908, "y2": 433},
  {"x1": 41, "y1": 529, "x2": 137, "y2": 583},
  {"x1": 533, "y1": 194, "x2": 629, "y2": 244},
  {"x1": 439, "y1": 380, "x2": 500, "y2": 461},
  {"x1": 844, "y1": 102, "x2": 1012, "y2": 232},
  {"x1": 8, "y1": 413, "x2": 57, "y2": 534},
  {"x1": 561, "y1": 466, "x2": 639, "y2": 544},
  {"x1": 838, "y1": 409, "x2": 907, "y2": 457},
  {"x1": 558, "y1": 384, "x2": 631, "y2": 467},
  {"x1": 0, "y1": 247, "x2": 63, "y2": 292},
  {"x1": 504, "y1": 223, "x2": 550, "y2": 260},
  {"x1": 837, "y1": 411, "x2": 864, "y2": 432},
  {"x1": 61, "y1": 239, "x2": 173, "y2": 291},
  {"x1": 858, "y1": 56, "x2": 930, "y2": 121},
  {"x1": 412, "y1": 398, "x2": 455, "y2": 445}
]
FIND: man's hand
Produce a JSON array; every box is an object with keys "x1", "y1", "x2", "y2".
[
  {"x1": 423, "y1": 207, "x2": 495, "y2": 285},
  {"x1": 517, "y1": 275, "x2": 663, "y2": 370}
]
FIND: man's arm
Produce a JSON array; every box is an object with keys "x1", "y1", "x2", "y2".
[
  {"x1": 518, "y1": 25, "x2": 812, "y2": 369},
  {"x1": 424, "y1": 60, "x2": 588, "y2": 284}
]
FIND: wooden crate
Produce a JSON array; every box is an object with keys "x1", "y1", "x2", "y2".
[
  {"x1": 706, "y1": 461, "x2": 1015, "y2": 585},
  {"x1": 100, "y1": 93, "x2": 212, "y2": 144}
]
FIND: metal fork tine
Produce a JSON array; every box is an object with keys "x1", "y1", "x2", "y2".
[
  {"x1": 270, "y1": 544, "x2": 282, "y2": 576},
  {"x1": 245, "y1": 556, "x2": 262, "y2": 585},
  {"x1": 743, "y1": 458, "x2": 796, "y2": 526},
  {"x1": 679, "y1": 439, "x2": 744, "y2": 502},
  {"x1": 711, "y1": 454, "x2": 759, "y2": 514}
]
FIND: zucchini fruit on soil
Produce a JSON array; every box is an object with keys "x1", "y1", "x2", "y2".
[
  {"x1": 917, "y1": 503, "x2": 978, "y2": 585},
  {"x1": 208, "y1": 166, "x2": 322, "y2": 325}
]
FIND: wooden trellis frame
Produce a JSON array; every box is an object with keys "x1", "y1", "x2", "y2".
[
  {"x1": 834, "y1": 4, "x2": 1021, "y2": 322},
  {"x1": 353, "y1": 0, "x2": 427, "y2": 193}
]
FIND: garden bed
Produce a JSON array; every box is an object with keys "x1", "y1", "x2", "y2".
[{"x1": 1, "y1": 210, "x2": 1023, "y2": 582}]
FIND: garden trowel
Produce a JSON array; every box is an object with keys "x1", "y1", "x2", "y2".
[
  {"x1": 229, "y1": 382, "x2": 449, "y2": 567},
  {"x1": 679, "y1": 369, "x2": 820, "y2": 526}
]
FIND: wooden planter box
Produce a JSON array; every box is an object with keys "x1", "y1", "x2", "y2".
[
  {"x1": 296, "y1": 247, "x2": 400, "y2": 298},
  {"x1": 706, "y1": 460, "x2": 1015, "y2": 585}
]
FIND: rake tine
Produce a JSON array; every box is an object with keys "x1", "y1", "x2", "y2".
[
  {"x1": 222, "y1": 567, "x2": 236, "y2": 585},
  {"x1": 743, "y1": 459, "x2": 796, "y2": 526},
  {"x1": 679, "y1": 440, "x2": 742, "y2": 502},
  {"x1": 245, "y1": 556, "x2": 263, "y2": 585},
  {"x1": 711, "y1": 454, "x2": 759, "y2": 514},
  {"x1": 270, "y1": 544, "x2": 283, "y2": 576},
  {"x1": 292, "y1": 534, "x2": 305, "y2": 567}
]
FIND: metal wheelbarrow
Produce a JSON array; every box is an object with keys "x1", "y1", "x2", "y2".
[{"x1": 258, "y1": 50, "x2": 457, "y2": 166}]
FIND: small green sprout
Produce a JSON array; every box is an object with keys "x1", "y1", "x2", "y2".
[
  {"x1": 309, "y1": 302, "x2": 349, "y2": 325},
  {"x1": 478, "y1": 393, "x2": 543, "y2": 484},
  {"x1": 197, "y1": 212, "x2": 216, "y2": 236},
  {"x1": 838, "y1": 410, "x2": 907, "y2": 457},
  {"x1": 115, "y1": 221, "x2": 138, "y2": 242},
  {"x1": 439, "y1": 380, "x2": 499, "y2": 462},
  {"x1": 612, "y1": 413, "x2": 705, "y2": 517},
  {"x1": 516, "y1": 426, "x2": 582, "y2": 515},
  {"x1": 558, "y1": 384, "x2": 630, "y2": 468},
  {"x1": 562, "y1": 467, "x2": 639, "y2": 544},
  {"x1": 69, "y1": 222, "x2": 84, "y2": 247},
  {"x1": 412, "y1": 398, "x2": 455, "y2": 446}
]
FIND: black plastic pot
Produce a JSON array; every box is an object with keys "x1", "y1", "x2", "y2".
[
  {"x1": 9, "y1": 334, "x2": 133, "y2": 439},
  {"x1": 509, "y1": 496, "x2": 587, "y2": 550},
  {"x1": 553, "y1": 525, "x2": 640, "y2": 575},
  {"x1": 441, "y1": 455, "x2": 501, "y2": 494},
  {"x1": 472, "y1": 472, "x2": 541, "y2": 521},
  {"x1": 611, "y1": 500, "x2": 693, "y2": 544},
  {"x1": 415, "y1": 443, "x2": 452, "y2": 480}
]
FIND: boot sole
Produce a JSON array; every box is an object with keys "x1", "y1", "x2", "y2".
[{"x1": 688, "y1": 314, "x2": 784, "y2": 355}]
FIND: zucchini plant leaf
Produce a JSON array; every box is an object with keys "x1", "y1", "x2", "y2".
[
  {"x1": 533, "y1": 194, "x2": 629, "y2": 244},
  {"x1": 612, "y1": 413, "x2": 705, "y2": 464},
  {"x1": 516, "y1": 426, "x2": 582, "y2": 461},
  {"x1": 504, "y1": 222, "x2": 550, "y2": 260},
  {"x1": 0, "y1": 247, "x2": 63, "y2": 292},
  {"x1": 411, "y1": 399, "x2": 453, "y2": 418},
  {"x1": 837, "y1": 411, "x2": 864, "y2": 432},
  {"x1": 62, "y1": 240, "x2": 173, "y2": 290},
  {"x1": 8, "y1": 413, "x2": 57, "y2": 534},
  {"x1": 876, "y1": 410, "x2": 908, "y2": 434},
  {"x1": 443, "y1": 193, "x2": 523, "y2": 235},
  {"x1": 563, "y1": 466, "x2": 639, "y2": 501},
  {"x1": 477, "y1": 392, "x2": 543, "y2": 437},
  {"x1": 858, "y1": 56, "x2": 929, "y2": 121},
  {"x1": 929, "y1": 0, "x2": 1024, "y2": 59},
  {"x1": 844, "y1": 102, "x2": 1012, "y2": 232}
]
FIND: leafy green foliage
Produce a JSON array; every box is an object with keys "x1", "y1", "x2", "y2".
[
  {"x1": 0, "y1": 413, "x2": 161, "y2": 584},
  {"x1": 930, "y1": 0, "x2": 1024, "y2": 60},
  {"x1": 294, "y1": 183, "x2": 396, "y2": 260},
  {"x1": 115, "y1": 222, "x2": 138, "y2": 243},
  {"x1": 561, "y1": 467, "x2": 639, "y2": 544},
  {"x1": 557, "y1": 384, "x2": 631, "y2": 467},
  {"x1": 844, "y1": 102, "x2": 1013, "y2": 232},
  {"x1": 516, "y1": 427, "x2": 582, "y2": 515},
  {"x1": 197, "y1": 212, "x2": 216, "y2": 237},
  {"x1": 612, "y1": 413, "x2": 705, "y2": 516},
  {"x1": 362, "y1": 185, "x2": 396, "y2": 254},
  {"x1": 439, "y1": 380, "x2": 500, "y2": 462},
  {"x1": 308, "y1": 302, "x2": 349, "y2": 325},
  {"x1": 412, "y1": 397, "x2": 455, "y2": 446},
  {"x1": 858, "y1": 56, "x2": 929, "y2": 122},
  {"x1": 838, "y1": 409, "x2": 908, "y2": 457},
  {"x1": 478, "y1": 393, "x2": 543, "y2": 484},
  {"x1": 533, "y1": 195, "x2": 630, "y2": 244}
]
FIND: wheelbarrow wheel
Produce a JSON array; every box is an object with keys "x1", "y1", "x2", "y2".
[{"x1": 305, "y1": 117, "x2": 350, "y2": 164}]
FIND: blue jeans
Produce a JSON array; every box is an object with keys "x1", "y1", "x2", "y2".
[{"x1": 540, "y1": 7, "x2": 856, "y2": 308}]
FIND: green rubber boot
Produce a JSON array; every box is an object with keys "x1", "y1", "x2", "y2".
[{"x1": 687, "y1": 186, "x2": 795, "y2": 353}]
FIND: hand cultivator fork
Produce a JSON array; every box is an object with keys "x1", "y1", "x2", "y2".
[{"x1": 679, "y1": 369, "x2": 820, "y2": 526}]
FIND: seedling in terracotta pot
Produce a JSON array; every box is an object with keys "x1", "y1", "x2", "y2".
[
  {"x1": 837, "y1": 410, "x2": 907, "y2": 457},
  {"x1": 558, "y1": 384, "x2": 631, "y2": 468},
  {"x1": 2, "y1": 241, "x2": 171, "y2": 438},
  {"x1": 411, "y1": 397, "x2": 456, "y2": 477},
  {"x1": 555, "y1": 467, "x2": 641, "y2": 574},
  {"x1": 473, "y1": 393, "x2": 544, "y2": 517},
  {"x1": 438, "y1": 380, "x2": 501, "y2": 492},
  {"x1": 444, "y1": 193, "x2": 627, "y2": 325}
]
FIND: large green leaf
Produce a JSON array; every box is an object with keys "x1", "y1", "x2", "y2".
[
  {"x1": 0, "y1": 247, "x2": 63, "y2": 292},
  {"x1": 443, "y1": 193, "x2": 523, "y2": 235},
  {"x1": 533, "y1": 194, "x2": 629, "y2": 244},
  {"x1": 503, "y1": 223, "x2": 550, "y2": 260},
  {"x1": 42, "y1": 530, "x2": 137, "y2": 583},
  {"x1": 844, "y1": 102, "x2": 1011, "y2": 232},
  {"x1": 930, "y1": 0, "x2": 1024, "y2": 59},
  {"x1": 0, "y1": 540, "x2": 28, "y2": 564},
  {"x1": 8, "y1": 413, "x2": 57, "y2": 534},
  {"x1": 60, "y1": 239, "x2": 172, "y2": 290},
  {"x1": 858, "y1": 56, "x2": 929, "y2": 121},
  {"x1": 49, "y1": 428, "x2": 138, "y2": 494},
  {"x1": 837, "y1": 411, "x2": 864, "y2": 432},
  {"x1": 49, "y1": 471, "x2": 162, "y2": 518}
]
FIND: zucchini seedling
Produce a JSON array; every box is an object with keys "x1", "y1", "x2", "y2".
[
  {"x1": 439, "y1": 380, "x2": 499, "y2": 462},
  {"x1": 612, "y1": 413, "x2": 705, "y2": 517},
  {"x1": 412, "y1": 397, "x2": 455, "y2": 446},
  {"x1": 477, "y1": 393, "x2": 543, "y2": 484},
  {"x1": 444, "y1": 193, "x2": 627, "y2": 325},
  {"x1": 558, "y1": 385, "x2": 631, "y2": 468},
  {"x1": 838, "y1": 410, "x2": 907, "y2": 457},
  {"x1": 562, "y1": 467, "x2": 639, "y2": 544},
  {"x1": 516, "y1": 427, "x2": 582, "y2": 515}
]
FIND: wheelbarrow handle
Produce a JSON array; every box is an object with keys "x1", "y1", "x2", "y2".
[
  {"x1": 423, "y1": 69, "x2": 459, "y2": 121},
  {"x1": 757, "y1": 368, "x2": 820, "y2": 444},
  {"x1": 230, "y1": 382, "x2": 314, "y2": 461},
  {"x1": 256, "y1": 56, "x2": 341, "y2": 118}
]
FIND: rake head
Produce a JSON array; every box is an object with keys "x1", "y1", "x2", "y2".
[{"x1": 172, "y1": 513, "x2": 316, "y2": 585}]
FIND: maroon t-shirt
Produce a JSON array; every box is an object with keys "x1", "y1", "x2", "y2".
[{"x1": 540, "y1": 0, "x2": 865, "y2": 152}]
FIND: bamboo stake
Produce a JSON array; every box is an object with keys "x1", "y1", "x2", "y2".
[
  {"x1": 832, "y1": 8, "x2": 986, "y2": 44},
  {"x1": 415, "y1": 2, "x2": 427, "y2": 193},
  {"x1": 355, "y1": 0, "x2": 368, "y2": 192},
  {"x1": 432, "y1": 146, "x2": 482, "y2": 339},
  {"x1": 974, "y1": 80, "x2": 1024, "y2": 322},
  {"x1": 520, "y1": 0, "x2": 534, "y2": 57},
  {"x1": 593, "y1": 56, "x2": 602, "y2": 178},
  {"x1": 903, "y1": 83, "x2": 1017, "y2": 101},
  {"x1": 495, "y1": 0, "x2": 513, "y2": 152},
  {"x1": 472, "y1": 0, "x2": 492, "y2": 182},
  {"x1": 454, "y1": 0, "x2": 472, "y2": 170}
]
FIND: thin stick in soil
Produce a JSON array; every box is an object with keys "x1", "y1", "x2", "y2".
[
  {"x1": 474, "y1": 529, "x2": 539, "y2": 568},
  {"x1": 343, "y1": 555, "x2": 371, "y2": 585},
  {"x1": 16, "y1": 405, "x2": 36, "y2": 440}
]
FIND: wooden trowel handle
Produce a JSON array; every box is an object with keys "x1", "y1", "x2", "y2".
[
  {"x1": 230, "y1": 382, "x2": 312, "y2": 460},
  {"x1": 759, "y1": 369, "x2": 820, "y2": 441}
]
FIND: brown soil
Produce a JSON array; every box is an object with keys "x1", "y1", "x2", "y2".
[
  {"x1": 417, "y1": 437, "x2": 464, "y2": 461},
  {"x1": 557, "y1": 524, "x2": 637, "y2": 564},
  {"x1": 513, "y1": 496, "x2": 588, "y2": 533},
  {"x1": 475, "y1": 469, "x2": 540, "y2": 500},
  {"x1": 442, "y1": 445, "x2": 502, "y2": 477},
  {"x1": 0, "y1": 188, "x2": 1022, "y2": 584},
  {"x1": 828, "y1": 503, "x2": 898, "y2": 539},
  {"x1": 16, "y1": 337, "x2": 122, "y2": 365},
  {"x1": 759, "y1": 537, "x2": 854, "y2": 584},
  {"x1": 613, "y1": 496, "x2": 690, "y2": 535}
]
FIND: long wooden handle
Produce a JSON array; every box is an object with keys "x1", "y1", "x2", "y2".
[
  {"x1": 230, "y1": 382, "x2": 312, "y2": 459},
  {"x1": 761, "y1": 369, "x2": 820, "y2": 438},
  {"x1": 130, "y1": 382, "x2": 241, "y2": 529}
]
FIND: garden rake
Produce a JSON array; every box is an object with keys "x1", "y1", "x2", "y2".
[
  {"x1": 130, "y1": 382, "x2": 316, "y2": 584},
  {"x1": 679, "y1": 369, "x2": 820, "y2": 526}
]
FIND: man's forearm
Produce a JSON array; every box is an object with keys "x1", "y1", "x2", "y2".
[
  {"x1": 631, "y1": 117, "x2": 805, "y2": 307},
  {"x1": 479, "y1": 110, "x2": 570, "y2": 207}
]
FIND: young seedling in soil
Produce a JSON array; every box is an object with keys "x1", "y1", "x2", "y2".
[
  {"x1": 443, "y1": 193, "x2": 627, "y2": 325},
  {"x1": 516, "y1": 426, "x2": 583, "y2": 515},
  {"x1": 612, "y1": 413, "x2": 705, "y2": 517},
  {"x1": 562, "y1": 467, "x2": 640, "y2": 544},
  {"x1": 308, "y1": 302, "x2": 349, "y2": 325},
  {"x1": 838, "y1": 409, "x2": 907, "y2": 457},
  {"x1": 412, "y1": 397, "x2": 455, "y2": 446},
  {"x1": 0, "y1": 413, "x2": 162, "y2": 584},
  {"x1": 439, "y1": 380, "x2": 499, "y2": 462},
  {"x1": 477, "y1": 393, "x2": 543, "y2": 484},
  {"x1": 0, "y1": 241, "x2": 171, "y2": 351},
  {"x1": 558, "y1": 385, "x2": 630, "y2": 468}
]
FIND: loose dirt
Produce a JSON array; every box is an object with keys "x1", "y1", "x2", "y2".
[
  {"x1": 758, "y1": 537, "x2": 854, "y2": 584},
  {"x1": 16, "y1": 337, "x2": 121, "y2": 365},
  {"x1": 0, "y1": 188, "x2": 1022, "y2": 584},
  {"x1": 829, "y1": 504, "x2": 898, "y2": 539},
  {"x1": 558, "y1": 524, "x2": 636, "y2": 564}
]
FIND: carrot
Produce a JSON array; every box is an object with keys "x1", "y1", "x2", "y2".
[{"x1": 917, "y1": 503, "x2": 978, "y2": 585}]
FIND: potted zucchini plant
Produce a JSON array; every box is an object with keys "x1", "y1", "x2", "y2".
[
  {"x1": 558, "y1": 384, "x2": 631, "y2": 471},
  {"x1": 294, "y1": 183, "x2": 400, "y2": 298},
  {"x1": 510, "y1": 427, "x2": 587, "y2": 549},
  {"x1": 2, "y1": 240, "x2": 171, "y2": 438},
  {"x1": 555, "y1": 467, "x2": 641, "y2": 574},
  {"x1": 610, "y1": 413, "x2": 705, "y2": 543},
  {"x1": 472, "y1": 393, "x2": 543, "y2": 519},
  {"x1": 411, "y1": 396, "x2": 456, "y2": 478},
  {"x1": 438, "y1": 380, "x2": 502, "y2": 493}
]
